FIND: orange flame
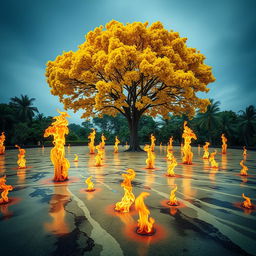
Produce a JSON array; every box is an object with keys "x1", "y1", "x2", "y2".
[
  {"x1": 115, "y1": 169, "x2": 136, "y2": 213},
  {"x1": 182, "y1": 121, "x2": 197, "y2": 165},
  {"x1": 135, "y1": 192, "x2": 155, "y2": 235},
  {"x1": 167, "y1": 157, "x2": 177, "y2": 177},
  {"x1": 168, "y1": 184, "x2": 178, "y2": 206},
  {"x1": 243, "y1": 146, "x2": 247, "y2": 157},
  {"x1": 167, "y1": 150, "x2": 174, "y2": 161},
  {"x1": 221, "y1": 134, "x2": 227, "y2": 154},
  {"x1": 240, "y1": 160, "x2": 248, "y2": 176},
  {"x1": 144, "y1": 145, "x2": 155, "y2": 169},
  {"x1": 0, "y1": 176, "x2": 13, "y2": 204},
  {"x1": 95, "y1": 144, "x2": 104, "y2": 166},
  {"x1": 114, "y1": 136, "x2": 120, "y2": 153},
  {"x1": 101, "y1": 134, "x2": 106, "y2": 149},
  {"x1": 242, "y1": 193, "x2": 253, "y2": 209},
  {"x1": 85, "y1": 176, "x2": 95, "y2": 191},
  {"x1": 15, "y1": 145, "x2": 27, "y2": 169},
  {"x1": 74, "y1": 154, "x2": 78, "y2": 162},
  {"x1": 167, "y1": 137, "x2": 173, "y2": 152},
  {"x1": 88, "y1": 129, "x2": 96, "y2": 154},
  {"x1": 0, "y1": 132, "x2": 6, "y2": 155},
  {"x1": 44, "y1": 110, "x2": 70, "y2": 182},
  {"x1": 209, "y1": 151, "x2": 219, "y2": 168},
  {"x1": 150, "y1": 134, "x2": 156, "y2": 152},
  {"x1": 203, "y1": 142, "x2": 210, "y2": 159}
]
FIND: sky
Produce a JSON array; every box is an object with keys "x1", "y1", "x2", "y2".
[{"x1": 0, "y1": 0, "x2": 255, "y2": 124}]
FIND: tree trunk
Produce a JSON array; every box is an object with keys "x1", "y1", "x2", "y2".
[{"x1": 126, "y1": 116, "x2": 142, "y2": 151}]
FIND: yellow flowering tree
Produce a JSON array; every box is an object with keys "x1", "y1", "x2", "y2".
[{"x1": 46, "y1": 20, "x2": 215, "y2": 151}]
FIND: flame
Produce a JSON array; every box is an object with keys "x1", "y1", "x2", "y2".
[
  {"x1": 95, "y1": 144, "x2": 104, "y2": 166},
  {"x1": 15, "y1": 145, "x2": 27, "y2": 169},
  {"x1": 182, "y1": 121, "x2": 197, "y2": 165},
  {"x1": 144, "y1": 145, "x2": 155, "y2": 169},
  {"x1": 101, "y1": 134, "x2": 106, "y2": 149},
  {"x1": 88, "y1": 129, "x2": 96, "y2": 154},
  {"x1": 242, "y1": 193, "x2": 253, "y2": 209},
  {"x1": 221, "y1": 134, "x2": 227, "y2": 154},
  {"x1": 203, "y1": 142, "x2": 210, "y2": 159},
  {"x1": 114, "y1": 136, "x2": 120, "y2": 153},
  {"x1": 240, "y1": 160, "x2": 248, "y2": 176},
  {"x1": 74, "y1": 154, "x2": 78, "y2": 162},
  {"x1": 169, "y1": 184, "x2": 179, "y2": 206},
  {"x1": 150, "y1": 134, "x2": 156, "y2": 152},
  {"x1": 85, "y1": 176, "x2": 95, "y2": 191},
  {"x1": 167, "y1": 150, "x2": 174, "y2": 161},
  {"x1": 167, "y1": 137, "x2": 173, "y2": 152},
  {"x1": 43, "y1": 110, "x2": 70, "y2": 182},
  {"x1": 0, "y1": 176, "x2": 13, "y2": 204},
  {"x1": 167, "y1": 157, "x2": 177, "y2": 177},
  {"x1": 243, "y1": 146, "x2": 247, "y2": 158},
  {"x1": 0, "y1": 132, "x2": 6, "y2": 155},
  {"x1": 209, "y1": 151, "x2": 219, "y2": 168},
  {"x1": 135, "y1": 192, "x2": 155, "y2": 235},
  {"x1": 115, "y1": 169, "x2": 136, "y2": 213}
]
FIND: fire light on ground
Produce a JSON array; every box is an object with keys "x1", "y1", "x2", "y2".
[
  {"x1": 168, "y1": 184, "x2": 179, "y2": 206},
  {"x1": 144, "y1": 145, "x2": 155, "y2": 169},
  {"x1": 44, "y1": 110, "x2": 70, "y2": 182},
  {"x1": 167, "y1": 137, "x2": 173, "y2": 152},
  {"x1": 150, "y1": 134, "x2": 156, "y2": 152},
  {"x1": 166, "y1": 157, "x2": 177, "y2": 177},
  {"x1": 209, "y1": 151, "x2": 219, "y2": 168},
  {"x1": 0, "y1": 176, "x2": 13, "y2": 204},
  {"x1": 203, "y1": 142, "x2": 210, "y2": 159},
  {"x1": 182, "y1": 121, "x2": 197, "y2": 165},
  {"x1": 221, "y1": 134, "x2": 227, "y2": 154},
  {"x1": 114, "y1": 136, "x2": 120, "y2": 153},
  {"x1": 240, "y1": 160, "x2": 248, "y2": 176},
  {"x1": 101, "y1": 134, "x2": 106, "y2": 149},
  {"x1": 88, "y1": 129, "x2": 96, "y2": 154},
  {"x1": 95, "y1": 144, "x2": 104, "y2": 166},
  {"x1": 85, "y1": 176, "x2": 95, "y2": 192},
  {"x1": 0, "y1": 132, "x2": 6, "y2": 155},
  {"x1": 115, "y1": 169, "x2": 136, "y2": 213},
  {"x1": 74, "y1": 154, "x2": 78, "y2": 162},
  {"x1": 241, "y1": 193, "x2": 253, "y2": 209},
  {"x1": 15, "y1": 145, "x2": 27, "y2": 169},
  {"x1": 135, "y1": 192, "x2": 155, "y2": 235}
]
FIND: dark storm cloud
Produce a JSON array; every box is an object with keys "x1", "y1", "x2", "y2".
[{"x1": 0, "y1": 0, "x2": 255, "y2": 123}]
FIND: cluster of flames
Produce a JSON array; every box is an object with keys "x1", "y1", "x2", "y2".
[
  {"x1": 0, "y1": 176, "x2": 13, "y2": 204},
  {"x1": 0, "y1": 132, "x2": 5, "y2": 155},
  {"x1": 15, "y1": 145, "x2": 27, "y2": 169}
]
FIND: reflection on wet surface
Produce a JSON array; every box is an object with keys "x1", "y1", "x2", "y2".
[{"x1": 0, "y1": 146, "x2": 256, "y2": 256}]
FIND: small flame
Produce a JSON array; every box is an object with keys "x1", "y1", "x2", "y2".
[
  {"x1": 169, "y1": 184, "x2": 178, "y2": 206},
  {"x1": 95, "y1": 144, "x2": 104, "y2": 166},
  {"x1": 167, "y1": 137, "x2": 173, "y2": 152},
  {"x1": 167, "y1": 150, "x2": 174, "y2": 161},
  {"x1": 203, "y1": 142, "x2": 210, "y2": 159},
  {"x1": 209, "y1": 151, "x2": 219, "y2": 168},
  {"x1": 243, "y1": 146, "x2": 247, "y2": 158},
  {"x1": 144, "y1": 145, "x2": 155, "y2": 169},
  {"x1": 0, "y1": 132, "x2": 6, "y2": 155},
  {"x1": 101, "y1": 134, "x2": 106, "y2": 149},
  {"x1": 221, "y1": 134, "x2": 227, "y2": 154},
  {"x1": 242, "y1": 193, "x2": 253, "y2": 209},
  {"x1": 85, "y1": 176, "x2": 95, "y2": 191},
  {"x1": 0, "y1": 176, "x2": 13, "y2": 204},
  {"x1": 135, "y1": 192, "x2": 155, "y2": 235},
  {"x1": 167, "y1": 157, "x2": 177, "y2": 177},
  {"x1": 182, "y1": 121, "x2": 197, "y2": 165},
  {"x1": 114, "y1": 136, "x2": 120, "y2": 153},
  {"x1": 115, "y1": 169, "x2": 136, "y2": 213},
  {"x1": 88, "y1": 129, "x2": 96, "y2": 154},
  {"x1": 240, "y1": 160, "x2": 248, "y2": 176},
  {"x1": 44, "y1": 111, "x2": 70, "y2": 182},
  {"x1": 150, "y1": 134, "x2": 156, "y2": 152},
  {"x1": 15, "y1": 145, "x2": 27, "y2": 169},
  {"x1": 74, "y1": 154, "x2": 78, "y2": 162}
]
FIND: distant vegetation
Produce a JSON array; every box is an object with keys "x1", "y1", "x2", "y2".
[{"x1": 0, "y1": 95, "x2": 255, "y2": 147}]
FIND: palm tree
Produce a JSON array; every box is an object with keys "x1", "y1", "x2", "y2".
[
  {"x1": 238, "y1": 105, "x2": 256, "y2": 146},
  {"x1": 10, "y1": 95, "x2": 38, "y2": 122},
  {"x1": 196, "y1": 99, "x2": 220, "y2": 144}
]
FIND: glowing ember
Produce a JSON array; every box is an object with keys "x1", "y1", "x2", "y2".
[
  {"x1": 0, "y1": 176, "x2": 13, "y2": 204},
  {"x1": 144, "y1": 145, "x2": 155, "y2": 169},
  {"x1": 85, "y1": 176, "x2": 95, "y2": 192},
  {"x1": 221, "y1": 134, "x2": 227, "y2": 154},
  {"x1": 209, "y1": 151, "x2": 219, "y2": 168},
  {"x1": 135, "y1": 192, "x2": 155, "y2": 235},
  {"x1": 241, "y1": 193, "x2": 253, "y2": 209},
  {"x1": 167, "y1": 157, "x2": 177, "y2": 177},
  {"x1": 0, "y1": 132, "x2": 6, "y2": 155},
  {"x1": 15, "y1": 145, "x2": 27, "y2": 169},
  {"x1": 115, "y1": 168, "x2": 136, "y2": 213},
  {"x1": 95, "y1": 144, "x2": 104, "y2": 166},
  {"x1": 101, "y1": 134, "x2": 106, "y2": 149},
  {"x1": 167, "y1": 137, "x2": 173, "y2": 152},
  {"x1": 44, "y1": 110, "x2": 70, "y2": 182},
  {"x1": 182, "y1": 121, "x2": 197, "y2": 165},
  {"x1": 240, "y1": 160, "x2": 248, "y2": 176},
  {"x1": 243, "y1": 146, "x2": 247, "y2": 157},
  {"x1": 114, "y1": 136, "x2": 120, "y2": 153},
  {"x1": 168, "y1": 184, "x2": 179, "y2": 206},
  {"x1": 88, "y1": 129, "x2": 96, "y2": 154},
  {"x1": 150, "y1": 134, "x2": 156, "y2": 152},
  {"x1": 74, "y1": 154, "x2": 78, "y2": 162},
  {"x1": 203, "y1": 142, "x2": 210, "y2": 159}
]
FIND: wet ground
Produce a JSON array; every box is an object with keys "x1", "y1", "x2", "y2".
[{"x1": 0, "y1": 145, "x2": 255, "y2": 256}]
